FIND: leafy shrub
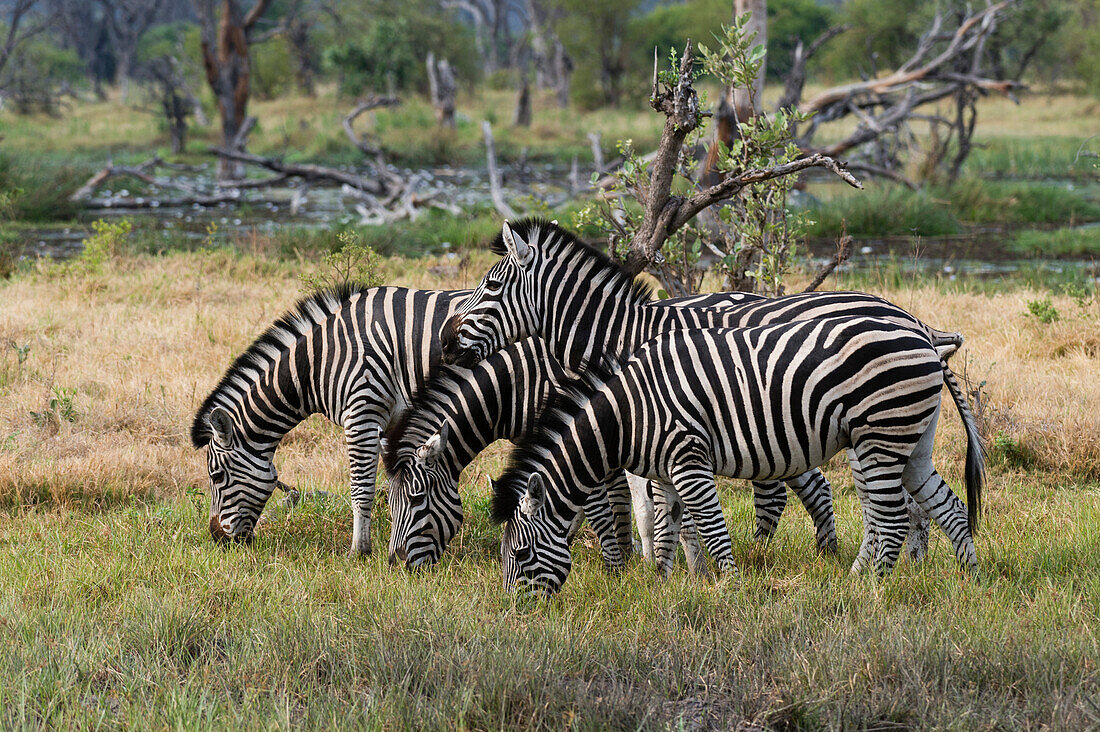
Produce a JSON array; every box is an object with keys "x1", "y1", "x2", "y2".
[
  {"x1": 1025, "y1": 297, "x2": 1060, "y2": 323},
  {"x1": 299, "y1": 231, "x2": 385, "y2": 292},
  {"x1": 70, "y1": 219, "x2": 133, "y2": 275}
]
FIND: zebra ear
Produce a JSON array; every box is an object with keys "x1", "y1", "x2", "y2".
[
  {"x1": 206, "y1": 407, "x2": 236, "y2": 449},
  {"x1": 520, "y1": 473, "x2": 546, "y2": 517},
  {"x1": 502, "y1": 221, "x2": 533, "y2": 267},
  {"x1": 415, "y1": 423, "x2": 448, "y2": 466}
]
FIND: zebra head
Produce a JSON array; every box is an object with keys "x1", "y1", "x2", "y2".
[
  {"x1": 440, "y1": 220, "x2": 541, "y2": 368},
  {"x1": 195, "y1": 406, "x2": 280, "y2": 544},
  {"x1": 386, "y1": 424, "x2": 464, "y2": 569},
  {"x1": 496, "y1": 473, "x2": 572, "y2": 597}
]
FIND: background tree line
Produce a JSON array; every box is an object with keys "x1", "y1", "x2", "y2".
[{"x1": 2, "y1": 0, "x2": 1098, "y2": 117}]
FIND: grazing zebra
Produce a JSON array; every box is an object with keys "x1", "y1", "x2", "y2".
[
  {"x1": 492, "y1": 318, "x2": 983, "y2": 595},
  {"x1": 440, "y1": 219, "x2": 972, "y2": 567},
  {"x1": 191, "y1": 285, "x2": 469, "y2": 556},
  {"x1": 383, "y1": 337, "x2": 717, "y2": 572}
]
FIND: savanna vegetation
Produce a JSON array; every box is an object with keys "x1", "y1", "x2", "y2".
[{"x1": 2, "y1": 0, "x2": 1100, "y2": 727}]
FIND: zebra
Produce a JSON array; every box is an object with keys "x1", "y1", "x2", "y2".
[
  {"x1": 439, "y1": 219, "x2": 972, "y2": 569},
  {"x1": 191, "y1": 285, "x2": 470, "y2": 556},
  {"x1": 492, "y1": 318, "x2": 984, "y2": 595},
  {"x1": 383, "y1": 336, "x2": 717, "y2": 572}
]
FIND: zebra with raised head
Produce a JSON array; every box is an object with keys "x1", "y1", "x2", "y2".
[
  {"x1": 439, "y1": 219, "x2": 974, "y2": 569},
  {"x1": 492, "y1": 318, "x2": 983, "y2": 595},
  {"x1": 191, "y1": 285, "x2": 471, "y2": 555},
  {"x1": 383, "y1": 336, "x2": 722, "y2": 572}
]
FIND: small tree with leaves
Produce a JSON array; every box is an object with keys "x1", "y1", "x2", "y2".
[{"x1": 575, "y1": 14, "x2": 862, "y2": 297}]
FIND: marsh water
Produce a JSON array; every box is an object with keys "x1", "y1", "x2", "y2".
[{"x1": 16, "y1": 163, "x2": 1100, "y2": 282}]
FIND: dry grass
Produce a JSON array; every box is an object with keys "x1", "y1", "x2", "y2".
[
  {"x1": 2, "y1": 250, "x2": 1099, "y2": 507},
  {"x1": 2, "y1": 246, "x2": 1100, "y2": 726}
]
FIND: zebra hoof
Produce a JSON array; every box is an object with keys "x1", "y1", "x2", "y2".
[
  {"x1": 817, "y1": 536, "x2": 839, "y2": 556},
  {"x1": 348, "y1": 539, "x2": 372, "y2": 558}
]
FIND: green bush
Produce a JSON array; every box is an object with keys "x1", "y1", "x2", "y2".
[
  {"x1": 1025, "y1": 297, "x2": 1061, "y2": 323},
  {"x1": 252, "y1": 36, "x2": 298, "y2": 100}
]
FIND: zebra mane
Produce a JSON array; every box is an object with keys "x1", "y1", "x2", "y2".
[
  {"x1": 381, "y1": 364, "x2": 469, "y2": 477},
  {"x1": 190, "y1": 283, "x2": 371, "y2": 448},
  {"x1": 489, "y1": 356, "x2": 621, "y2": 525},
  {"x1": 488, "y1": 218, "x2": 653, "y2": 307}
]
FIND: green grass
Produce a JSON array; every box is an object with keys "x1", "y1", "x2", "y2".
[
  {"x1": 806, "y1": 186, "x2": 961, "y2": 238},
  {"x1": 1010, "y1": 225, "x2": 1100, "y2": 257},
  {"x1": 946, "y1": 179, "x2": 1100, "y2": 226},
  {"x1": 967, "y1": 135, "x2": 1100, "y2": 180},
  {"x1": 2, "y1": 471, "x2": 1099, "y2": 728}
]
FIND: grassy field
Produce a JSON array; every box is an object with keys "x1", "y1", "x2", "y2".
[{"x1": 2, "y1": 240, "x2": 1100, "y2": 727}]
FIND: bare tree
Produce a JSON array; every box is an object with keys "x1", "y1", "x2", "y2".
[
  {"x1": 137, "y1": 55, "x2": 193, "y2": 153},
  {"x1": 443, "y1": 0, "x2": 522, "y2": 76},
  {"x1": 192, "y1": 0, "x2": 274, "y2": 180},
  {"x1": 0, "y1": 0, "x2": 52, "y2": 91},
  {"x1": 526, "y1": 0, "x2": 571, "y2": 107},
  {"x1": 99, "y1": 0, "x2": 167, "y2": 102},
  {"x1": 426, "y1": 51, "x2": 456, "y2": 128}
]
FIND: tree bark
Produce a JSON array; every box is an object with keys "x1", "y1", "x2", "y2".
[{"x1": 193, "y1": 0, "x2": 273, "y2": 180}]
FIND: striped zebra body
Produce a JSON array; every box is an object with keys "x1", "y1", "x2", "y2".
[
  {"x1": 191, "y1": 286, "x2": 466, "y2": 555},
  {"x1": 492, "y1": 318, "x2": 982, "y2": 595},
  {"x1": 382, "y1": 338, "x2": 711, "y2": 571},
  {"x1": 440, "y1": 219, "x2": 974, "y2": 568}
]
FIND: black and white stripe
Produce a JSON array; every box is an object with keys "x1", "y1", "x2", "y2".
[
  {"x1": 440, "y1": 219, "x2": 973, "y2": 567},
  {"x1": 492, "y1": 318, "x2": 983, "y2": 595},
  {"x1": 383, "y1": 337, "x2": 718, "y2": 571},
  {"x1": 191, "y1": 286, "x2": 466, "y2": 555}
]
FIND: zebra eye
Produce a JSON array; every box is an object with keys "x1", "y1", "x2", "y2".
[
  {"x1": 210, "y1": 468, "x2": 227, "y2": 484},
  {"x1": 485, "y1": 278, "x2": 503, "y2": 293},
  {"x1": 514, "y1": 543, "x2": 532, "y2": 562}
]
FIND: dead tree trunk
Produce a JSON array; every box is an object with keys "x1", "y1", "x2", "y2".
[
  {"x1": 193, "y1": 0, "x2": 273, "y2": 181},
  {"x1": 426, "y1": 52, "x2": 456, "y2": 128},
  {"x1": 513, "y1": 77, "x2": 531, "y2": 127}
]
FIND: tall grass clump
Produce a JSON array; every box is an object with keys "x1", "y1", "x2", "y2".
[
  {"x1": 946, "y1": 179, "x2": 1100, "y2": 225},
  {"x1": 0, "y1": 150, "x2": 84, "y2": 223},
  {"x1": 806, "y1": 185, "x2": 960, "y2": 238},
  {"x1": 1010, "y1": 226, "x2": 1100, "y2": 256}
]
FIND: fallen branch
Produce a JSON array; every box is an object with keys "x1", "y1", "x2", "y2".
[
  {"x1": 80, "y1": 191, "x2": 256, "y2": 209},
  {"x1": 208, "y1": 147, "x2": 387, "y2": 194},
  {"x1": 70, "y1": 156, "x2": 201, "y2": 202}
]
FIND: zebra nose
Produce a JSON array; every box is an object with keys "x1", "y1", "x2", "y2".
[{"x1": 209, "y1": 515, "x2": 229, "y2": 543}]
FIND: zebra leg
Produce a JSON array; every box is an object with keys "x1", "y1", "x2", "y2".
[
  {"x1": 750, "y1": 480, "x2": 786, "y2": 541},
  {"x1": 851, "y1": 442, "x2": 912, "y2": 576},
  {"x1": 848, "y1": 448, "x2": 876, "y2": 574},
  {"x1": 346, "y1": 421, "x2": 384, "y2": 557},
  {"x1": 651, "y1": 482, "x2": 683, "y2": 578},
  {"x1": 581, "y1": 484, "x2": 626, "y2": 572},
  {"x1": 901, "y1": 408, "x2": 977, "y2": 574},
  {"x1": 678, "y1": 508, "x2": 712, "y2": 578},
  {"x1": 605, "y1": 470, "x2": 635, "y2": 561},
  {"x1": 670, "y1": 467, "x2": 735, "y2": 575},
  {"x1": 784, "y1": 470, "x2": 839, "y2": 555},
  {"x1": 628, "y1": 474, "x2": 655, "y2": 561}
]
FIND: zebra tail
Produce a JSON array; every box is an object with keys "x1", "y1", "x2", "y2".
[{"x1": 943, "y1": 361, "x2": 984, "y2": 534}]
